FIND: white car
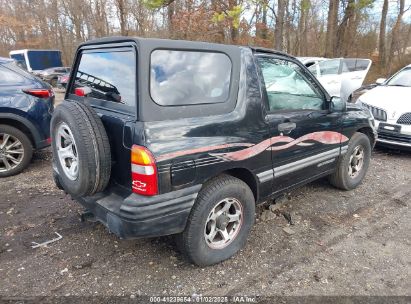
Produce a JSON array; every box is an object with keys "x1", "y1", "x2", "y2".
[
  {"x1": 357, "y1": 64, "x2": 411, "y2": 149},
  {"x1": 308, "y1": 58, "x2": 372, "y2": 101},
  {"x1": 297, "y1": 57, "x2": 326, "y2": 68}
]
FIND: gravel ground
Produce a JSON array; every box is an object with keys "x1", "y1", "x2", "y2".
[{"x1": 0, "y1": 143, "x2": 410, "y2": 298}]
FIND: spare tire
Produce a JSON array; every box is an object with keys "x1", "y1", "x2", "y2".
[{"x1": 51, "y1": 100, "x2": 111, "y2": 197}]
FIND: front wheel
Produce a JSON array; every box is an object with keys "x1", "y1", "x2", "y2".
[
  {"x1": 176, "y1": 175, "x2": 255, "y2": 266},
  {"x1": 329, "y1": 132, "x2": 371, "y2": 190}
]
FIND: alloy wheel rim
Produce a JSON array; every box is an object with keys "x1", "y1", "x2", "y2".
[
  {"x1": 0, "y1": 133, "x2": 24, "y2": 172},
  {"x1": 56, "y1": 122, "x2": 79, "y2": 180},
  {"x1": 348, "y1": 145, "x2": 364, "y2": 178},
  {"x1": 204, "y1": 197, "x2": 243, "y2": 249}
]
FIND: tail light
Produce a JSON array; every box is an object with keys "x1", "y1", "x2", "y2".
[
  {"x1": 74, "y1": 87, "x2": 92, "y2": 97},
  {"x1": 131, "y1": 145, "x2": 158, "y2": 196},
  {"x1": 23, "y1": 88, "x2": 54, "y2": 98}
]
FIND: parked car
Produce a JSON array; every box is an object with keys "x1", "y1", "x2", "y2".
[
  {"x1": 356, "y1": 64, "x2": 411, "y2": 149},
  {"x1": 308, "y1": 58, "x2": 372, "y2": 101},
  {"x1": 51, "y1": 37, "x2": 376, "y2": 266},
  {"x1": 36, "y1": 67, "x2": 71, "y2": 87},
  {"x1": 57, "y1": 73, "x2": 70, "y2": 89},
  {"x1": 297, "y1": 56, "x2": 326, "y2": 67},
  {"x1": 348, "y1": 83, "x2": 378, "y2": 103},
  {"x1": 0, "y1": 57, "x2": 54, "y2": 177}
]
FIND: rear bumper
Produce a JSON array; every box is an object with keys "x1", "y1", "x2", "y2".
[{"x1": 74, "y1": 184, "x2": 202, "y2": 239}]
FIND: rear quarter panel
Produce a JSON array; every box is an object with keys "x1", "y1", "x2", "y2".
[{"x1": 143, "y1": 49, "x2": 273, "y2": 201}]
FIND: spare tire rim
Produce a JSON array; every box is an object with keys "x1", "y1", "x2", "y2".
[
  {"x1": 0, "y1": 133, "x2": 24, "y2": 172},
  {"x1": 348, "y1": 145, "x2": 364, "y2": 178},
  {"x1": 56, "y1": 123, "x2": 79, "y2": 180},
  {"x1": 204, "y1": 197, "x2": 243, "y2": 249}
]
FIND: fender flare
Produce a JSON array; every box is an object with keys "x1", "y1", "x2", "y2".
[{"x1": 0, "y1": 113, "x2": 42, "y2": 148}]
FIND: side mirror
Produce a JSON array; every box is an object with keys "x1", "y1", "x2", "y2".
[
  {"x1": 375, "y1": 78, "x2": 386, "y2": 85},
  {"x1": 330, "y1": 96, "x2": 346, "y2": 112}
]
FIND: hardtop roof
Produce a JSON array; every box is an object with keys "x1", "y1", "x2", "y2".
[{"x1": 79, "y1": 36, "x2": 294, "y2": 59}]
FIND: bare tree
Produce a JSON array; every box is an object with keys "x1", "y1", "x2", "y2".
[
  {"x1": 388, "y1": 0, "x2": 406, "y2": 72},
  {"x1": 325, "y1": 0, "x2": 339, "y2": 57},
  {"x1": 274, "y1": 0, "x2": 287, "y2": 51},
  {"x1": 379, "y1": 0, "x2": 389, "y2": 67}
]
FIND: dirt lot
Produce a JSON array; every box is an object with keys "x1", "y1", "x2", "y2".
[{"x1": 0, "y1": 143, "x2": 410, "y2": 297}]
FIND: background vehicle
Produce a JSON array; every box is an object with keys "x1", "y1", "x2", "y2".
[
  {"x1": 57, "y1": 73, "x2": 70, "y2": 89},
  {"x1": 297, "y1": 56, "x2": 326, "y2": 67},
  {"x1": 51, "y1": 37, "x2": 376, "y2": 266},
  {"x1": 0, "y1": 57, "x2": 54, "y2": 177},
  {"x1": 9, "y1": 49, "x2": 63, "y2": 73},
  {"x1": 357, "y1": 64, "x2": 411, "y2": 149},
  {"x1": 36, "y1": 67, "x2": 71, "y2": 87},
  {"x1": 308, "y1": 58, "x2": 372, "y2": 101}
]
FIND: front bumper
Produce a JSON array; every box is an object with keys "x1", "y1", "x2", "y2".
[
  {"x1": 375, "y1": 121, "x2": 411, "y2": 149},
  {"x1": 74, "y1": 184, "x2": 202, "y2": 239},
  {"x1": 377, "y1": 135, "x2": 411, "y2": 148}
]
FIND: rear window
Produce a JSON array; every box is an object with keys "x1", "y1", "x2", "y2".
[
  {"x1": 342, "y1": 59, "x2": 370, "y2": 72},
  {"x1": 0, "y1": 64, "x2": 29, "y2": 85},
  {"x1": 71, "y1": 49, "x2": 136, "y2": 106},
  {"x1": 150, "y1": 50, "x2": 232, "y2": 106},
  {"x1": 317, "y1": 59, "x2": 340, "y2": 76}
]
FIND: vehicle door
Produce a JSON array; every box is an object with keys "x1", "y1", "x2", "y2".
[
  {"x1": 341, "y1": 58, "x2": 371, "y2": 89},
  {"x1": 256, "y1": 55, "x2": 346, "y2": 192},
  {"x1": 309, "y1": 59, "x2": 342, "y2": 97}
]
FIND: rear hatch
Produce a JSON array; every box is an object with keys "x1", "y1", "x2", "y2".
[{"x1": 66, "y1": 43, "x2": 138, "y2": 190}]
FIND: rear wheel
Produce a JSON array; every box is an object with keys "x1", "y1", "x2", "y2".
[
  {"x1": 176, "y1": 175, "x2": 255, "y2": 266},
  {"x1": 329, "y1": 132, "x2": 371, "y2": 190},
  {"x1": 0, "y1": 125, "x2": 33, "y2": 177}
]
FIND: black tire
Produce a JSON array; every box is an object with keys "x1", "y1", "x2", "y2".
[
  {"x1": 329, "y1": 132, "x2": 371, "y2": 190},
  {"x1": 51, "y1": 100, "x2": 111, "y2": 196},
  {"x1": 176, "y1": 175, "x2": 255, "y2": 266},
  {"x1": 0, "y1": 125, "x2": 33, "y2": 177}
]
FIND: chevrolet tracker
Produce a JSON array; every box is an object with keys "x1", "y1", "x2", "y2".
[{"x1": 51, "y1": 37, "x2": 377, "y2": 266}]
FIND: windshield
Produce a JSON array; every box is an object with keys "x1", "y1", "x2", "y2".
[{"x1": 386, "y1": 67, "x2": 411, "y2": 87}]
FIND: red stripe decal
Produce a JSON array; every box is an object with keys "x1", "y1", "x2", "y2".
[{"x1": 156, "y1": 131, "x2": 348, "y2": 162}]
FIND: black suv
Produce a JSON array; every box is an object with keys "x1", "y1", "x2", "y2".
[{"x1": 51, "y1": 37, "x2": 377, "y2": 266}]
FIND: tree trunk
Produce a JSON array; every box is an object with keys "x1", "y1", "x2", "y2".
[
  {"x1": 298, "y1": 0, "x2": 310, "y2": 56},
  {"x1": 335, "y1": 0, "x2": 355, "y2": 57},
  {"x1": 274, "y1": 0, "x2": 287, "y2": 51},
  {"x1": 388, "y1": 0, "x2": 405, "y2": 72},
  {"x1": 116, "y1": 0, "x2": 128, "y2": 36},
  {"x1": 379, "y1": 0, "x2": 388, "y2": 67},
  {"x1": 325, "y1": 0, "x2": 339, "y2": 57}
]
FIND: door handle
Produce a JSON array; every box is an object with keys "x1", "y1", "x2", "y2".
[{"x1": 278, "y1": 122, "x2": 296, "y2": 134}]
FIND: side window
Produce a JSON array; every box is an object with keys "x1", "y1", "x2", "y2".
[
  {"x1": 257, "y1": 57, "x2": 325, "y2": 112},
  {"x1": 355, "y1": 59, "x2": 369, "y2": 71},
  {"x1": 342, "y1": 59, "x2": 356, "y2": 72},
  {"x1": 71, "y1": 49, "x2": 136, "y2": 106},
  {"x1": 0, "y1": 65, "x2": 27, "y2": 85},
  {"x1": 308, "y1": 64, "x2": 317, "y2": 75},
  {"x1": 150, "y1": 50, "x2": 232, "y2": 106},
  {"x1": 318, "y1": 59, "x2": 340, "y2": 76}
]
